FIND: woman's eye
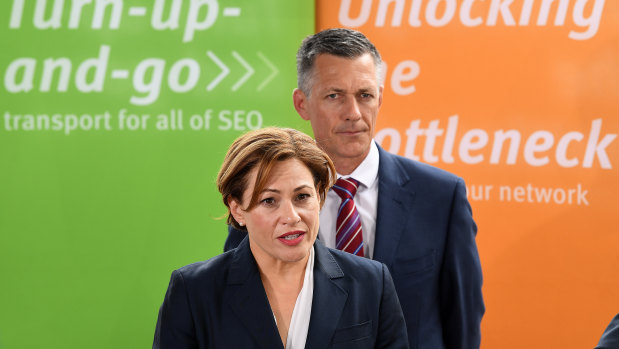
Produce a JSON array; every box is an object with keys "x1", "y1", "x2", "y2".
[
  {"x1": 296, "y1": 193, "x2": 310, "y2": 201},
  {"x1": 261, "y1": 198, "x2": 275, "y2": 205}
]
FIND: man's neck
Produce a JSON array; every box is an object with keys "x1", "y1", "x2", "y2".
[
  {"x1": 333, "y1": 157, "x2": 362, "y2": 175},
  {"x1": 331, "y1": 145, "x2": 373, "y2": 175}
]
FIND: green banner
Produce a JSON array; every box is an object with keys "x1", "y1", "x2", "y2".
[{"x1": 0, "y1": 1, "x2": 313, "y2": 347}]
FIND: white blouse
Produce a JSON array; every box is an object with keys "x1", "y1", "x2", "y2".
[{"x1": 274, "y1": 246, "x2": 315, "y2": 349}]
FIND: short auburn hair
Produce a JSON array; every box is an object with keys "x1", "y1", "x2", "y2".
[{"x1": 217, "y1": 127, "x2": 336, "y2": 230}]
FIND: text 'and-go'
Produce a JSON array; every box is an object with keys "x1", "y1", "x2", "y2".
[{"x1": 3, "y1": 46, "x2": 279, "y2": 106}]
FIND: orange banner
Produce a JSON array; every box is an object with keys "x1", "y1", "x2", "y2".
[{"x1": 317, "y1": 1, "x2": 619, "y2": 347}]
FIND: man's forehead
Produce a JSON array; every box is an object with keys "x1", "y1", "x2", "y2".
[{"x1": 313, "y1": 53, "x2": 375, "y2": 68}]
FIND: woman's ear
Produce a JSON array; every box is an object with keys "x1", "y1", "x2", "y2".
[
  {"x1": 316, "y1": 186, "x2": 326, "y2": 209},
  {"x1": 228, "y1": 197, "x2": 245, "y2": 226}
]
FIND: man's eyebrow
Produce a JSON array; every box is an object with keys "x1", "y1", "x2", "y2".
[
  {"x1": 322, "y1": 87, "x2": 345, "y2": 93},
  {"x1": 358, "y1": 86, "x2": 376, "y2": 93},
  {"x1": 323, "y1": 86, "x2": 375, "y2": 93}
]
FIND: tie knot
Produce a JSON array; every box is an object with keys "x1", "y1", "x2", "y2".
[{"x1": 333, "y1": 178, "x2": 360, "y2": 199}]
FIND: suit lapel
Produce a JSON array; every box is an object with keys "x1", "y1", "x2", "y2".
[
  {"x1": 226, "y1": 238, "x2": 284, "y2": 349},
  {"x1": 304, "y1": 241, "x2": 348, "y2": 348},
  {"x1": 373, "y1": 146, "x2": 416, "y2": 267}
]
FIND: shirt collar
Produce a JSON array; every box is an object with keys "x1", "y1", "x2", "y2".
[{"x1": 336, "y1": 140, "x2": 379, "y2": 189}]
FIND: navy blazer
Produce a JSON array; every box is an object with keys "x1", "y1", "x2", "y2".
[
  {"x1": 154, "y1": 237, "x2": 409, "y2": 348},
  {"x1": 595, "y1": 313, "x2": 619, "y2": 349},
  {"x1": 225, "y1": 146, "x2": 484, "y2": 349}
]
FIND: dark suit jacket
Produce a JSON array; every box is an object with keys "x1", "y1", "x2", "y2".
[
  {"x1": 595, "y1": 313, "x2": 619, "y2": 349},
  {"x1": 154, "y1": 237, "x2": 408, "y2": 348},
  {"x1": 225, "y1": 146, "x2": 484, "y2": 349}
]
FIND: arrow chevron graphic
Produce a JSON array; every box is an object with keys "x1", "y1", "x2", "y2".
[
  {"x1": 231, "y1": 51, "x2": 254, "y2": 91},
  {"x1": 206, "y1": 51, "x2": 229, "y2": 91},
  {"x1": 204, "y1": 52, "x2": 279, "y2": 92},
  {"x1": 257, "y1": 52, "x2": 279, "y2": 91}
]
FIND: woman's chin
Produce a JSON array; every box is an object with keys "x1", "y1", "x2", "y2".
[{"x1": 274, "y1": 241, "x2": 314, "y2": 264}]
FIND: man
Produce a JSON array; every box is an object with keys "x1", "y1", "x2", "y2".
[
  {"x1": 225, "y1": 28, "x2": 484, "y2": 348},
  {"x1": 596, "y1": 313, "x2": 619, "y2": 349}
]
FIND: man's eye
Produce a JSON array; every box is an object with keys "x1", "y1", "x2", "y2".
[
  {"x1": 360, "y1": 93, "x2": 372, "y2": 98},
  {"x1": 327, "y1": 93, "x2": 338, "y2": 99}
]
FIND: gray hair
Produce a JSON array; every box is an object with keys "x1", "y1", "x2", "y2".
[{"x1": 296, "y1": 28, "x2": 383, "y2": 96}]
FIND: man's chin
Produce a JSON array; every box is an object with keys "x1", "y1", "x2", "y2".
[{"x1": 335, "y1": 144, "x2": 370, "y2": 159}]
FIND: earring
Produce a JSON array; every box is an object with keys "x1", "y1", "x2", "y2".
[{"x1": 239, "y1": 222, "x2": 245, "y2": 226}]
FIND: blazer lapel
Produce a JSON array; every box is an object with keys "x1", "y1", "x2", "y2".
[
  {"x1": 304, "y1": 241, "x2": 348, "y2": 348},
  {"x1": 226, "y1": 238, "x2": 284, "y2": 349},
  {"x1": 373, "y1": 146, "x2": 416, "y2": 267}
]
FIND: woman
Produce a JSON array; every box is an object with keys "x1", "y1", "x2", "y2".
[{"x1": 153, "y1": 127, "x2": 408, "y2": 348}]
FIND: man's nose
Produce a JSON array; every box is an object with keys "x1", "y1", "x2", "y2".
[{"x1": 342, "y1": 96, "x2": 362, "y2": 121}]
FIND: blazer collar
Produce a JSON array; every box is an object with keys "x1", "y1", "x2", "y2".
[
  {"x1": 227, "y1": 238, "x2": 349, "y2": 349},
  {"x1": 373, "y1": 145, "x2": 417, "y2": 267},
  {"x1": 305, "y1": 240, "x2": 348, "y2": 348},
  {"x1": 226, "y1": 237, "x2": 284, "y2": 349}
]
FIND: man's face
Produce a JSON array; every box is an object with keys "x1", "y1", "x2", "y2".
[{"x1": 293, "y1": 53, "x2": 383, "y2": 174}]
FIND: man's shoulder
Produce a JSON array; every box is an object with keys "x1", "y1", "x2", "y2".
[
  {"x1": 377, "y1": 146, "x2": 461, "y2": 185},
  {"x1": 317, "y1": 242, "x2": 384, "y2": 279}
]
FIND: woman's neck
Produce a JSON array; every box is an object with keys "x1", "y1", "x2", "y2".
[{"x1": 254, "y1": 252, "x2": 309, "y2": 347}]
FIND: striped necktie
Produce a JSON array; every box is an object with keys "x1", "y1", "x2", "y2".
[{"x1": 332, "y1": 178, "x2": 364, "y2": 257}]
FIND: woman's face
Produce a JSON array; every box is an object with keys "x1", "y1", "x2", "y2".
[{"x1": 229, "y1": 158, "x2": 320, "y2": 266}]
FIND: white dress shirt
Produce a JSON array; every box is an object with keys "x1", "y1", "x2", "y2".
[{"x1": 319, "y1": 140, "x2": 380, "y2": 258}]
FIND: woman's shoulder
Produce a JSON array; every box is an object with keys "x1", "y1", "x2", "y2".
[{"x1": 173, "y1": 249, "x2": 236, "y2": 283}]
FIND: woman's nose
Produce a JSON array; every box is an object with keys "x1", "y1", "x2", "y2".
[{"x1": 281, "y1": 201, "x2": 301, "y2": 224}]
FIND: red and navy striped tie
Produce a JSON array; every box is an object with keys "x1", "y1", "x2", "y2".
[{"x1": 332, "y1": 178, "x2": 364, "y2": 257}]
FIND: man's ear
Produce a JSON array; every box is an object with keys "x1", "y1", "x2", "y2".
[
  {"x1": 293, "y1": 88, "x2": 311, "y2": 121},
  {"x1": 228, "y1": 197, "x2": 245, "y2": 226},
  {"x1": 378, "y1": 84, "x2": 384, "y2": 109}
]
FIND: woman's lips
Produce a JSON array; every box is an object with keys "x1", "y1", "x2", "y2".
[{"x1": 277, "y1": 231, "x2": 306, "y2": 246}]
